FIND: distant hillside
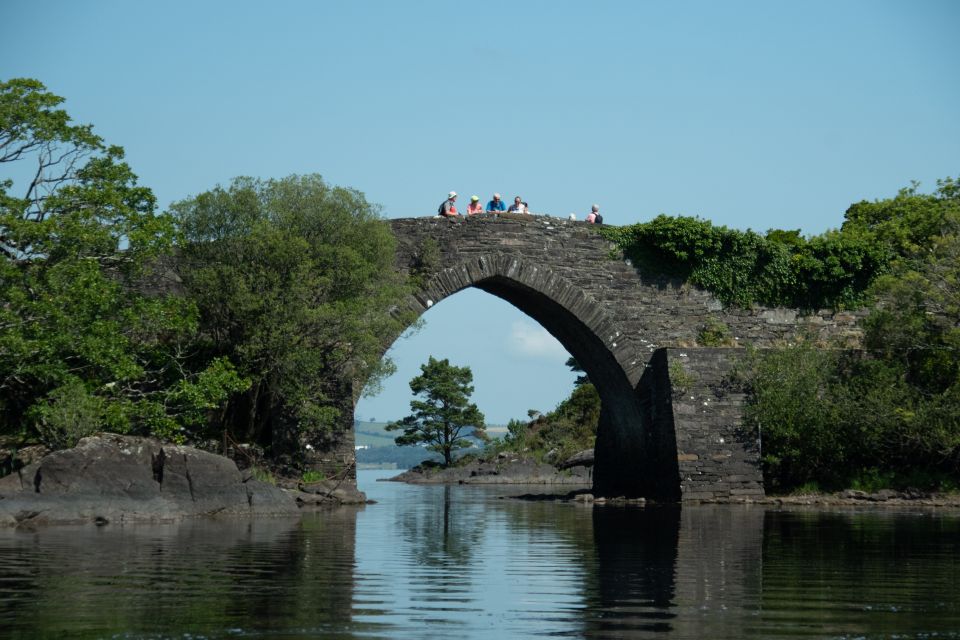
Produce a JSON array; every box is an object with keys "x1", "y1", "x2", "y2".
[
  {"x1": 353, "y1": 419, "x2": 510, "y2": 469},
  {"x1": 357, "y1": 445, "x2": 440, "y2": 469},
  {"x1": 354, "y1": 420, "x2": 395, "y2": 447}
]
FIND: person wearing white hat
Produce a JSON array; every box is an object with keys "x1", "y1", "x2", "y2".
[{"x1": 438, "y1": 191, "x2": 459, "y2": 217}]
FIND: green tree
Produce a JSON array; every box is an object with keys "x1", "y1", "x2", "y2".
[
  {"x1": 490, "y1": 379, "x2": 600, "y2": 464},
  {"x1": 859, "y1": 192, "x2": 960, "y2": 471},
  {"x1": 386, "y1": 357, "x2": 486, "y2": 466},
  {"x1": 171, "y1": 174, "x2": 413, "y2": 450},
  {"x1": 0, "y1": 78, "x2": 245, "y2": 447},
  {"x1": 742, "y1": 177, "x2": 960, "y2": 490}
]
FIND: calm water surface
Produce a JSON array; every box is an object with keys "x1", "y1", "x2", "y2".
[{"x1": 0, "y1": 469, "x2": 958, "y2": 639}]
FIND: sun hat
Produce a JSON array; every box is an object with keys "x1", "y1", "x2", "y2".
[
  {"x1": 471, "y1": 195, "x2": 479, "y2": 201},
  {"x1": 449, "y1": 191, "x2": 457, "y2": 198}
]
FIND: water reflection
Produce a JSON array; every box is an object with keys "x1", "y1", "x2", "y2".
[
  {"x1": 759, "y1": 508, "x2": 960, "y2": 637},
  {"x1": 0, "y1": 511, "x2": 363, "y2": 638},
  {"x1": 588, "y1": 507, "x2": 680, "y2": 636},
  {"x1": 397, "y1": 485, "x2": 485, "y2": 569},
  {"x1": 0, "y1": 474, "x2": 958, "y2": 639}
]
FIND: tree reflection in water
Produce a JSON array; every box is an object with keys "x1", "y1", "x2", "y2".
[{"x1": 0, "y1": 510, "x2": 362, "y2": 637}]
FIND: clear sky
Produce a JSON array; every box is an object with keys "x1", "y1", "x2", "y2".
[{"x1": 3, "y1": 0, "x2": 958, "y2": 424}]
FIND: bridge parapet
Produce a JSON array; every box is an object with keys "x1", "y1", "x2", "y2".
[{"x1": 390, "y1": 215, "x2": 862, "y2": 358}]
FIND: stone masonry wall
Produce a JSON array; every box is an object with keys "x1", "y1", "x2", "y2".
[
  {"x1": 352, "y1": 214, "x2": 856, "y2": 499},
  {"x1": 391, "y1": 214, "x2": 862, "y2": 389},
  {"x1": 662, "y1": 348, "x2": 763, "y2": 501}
]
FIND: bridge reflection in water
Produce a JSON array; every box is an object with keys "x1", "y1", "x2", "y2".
[{"x1": 1, "y1": 476, "x2": 957, "y2": 638}]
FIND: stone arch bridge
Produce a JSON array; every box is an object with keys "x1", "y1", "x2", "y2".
[{"x1": 329, "y1": 214, "x2": 861, "y2": 502}]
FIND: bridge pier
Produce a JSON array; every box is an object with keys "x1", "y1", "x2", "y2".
[{"x1": 591, "y1": 348, "x2": 762, "y2": 502}]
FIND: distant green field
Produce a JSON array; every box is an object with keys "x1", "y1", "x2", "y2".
[{"x1": 354, "y1": 421, "x2": 395, "y2": 447}]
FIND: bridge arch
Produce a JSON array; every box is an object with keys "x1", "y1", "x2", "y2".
[
  {"x1": 342, "y1": 214, "x2": 862, "y2": 501},
  {"x1": 383, "y1": 252, "x2": 679, "y2": 500}
]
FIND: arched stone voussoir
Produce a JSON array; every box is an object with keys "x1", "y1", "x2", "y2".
[{"x1": 417, "y1": 253, "x2": 634, "y2": 378}]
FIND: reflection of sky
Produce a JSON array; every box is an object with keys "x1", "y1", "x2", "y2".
[
  {"x1": 3, "y1": 471, "x2": 957, "y2": 637},
  {"x1": 354, "y1": 472, "x2": 960, "y2": 638},
  {"x1": 354, "y1": 470, "x2": 590, "y2": 638}
]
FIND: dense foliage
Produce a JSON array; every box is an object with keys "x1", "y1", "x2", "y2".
[
  {"x1": 742, "y1": 179, "x2": 960, "y2": 491},
  {"x1": 172, "y1": 175, "x2": 413, "y2": 449},
  {"x1": 0, "y1": 79, "x2": 246, "y2": 448},
  {"x1": 1, "y1": 79, "x2": 412, "y2": 461},
  {"x1": 387, "y1": 356, "x2": 486, "y2": 466},
  {"x1": 598, "y1": 181, "x2": 960, "y2": 309},
  {"x1": 512, "y1": 383, "x2": 600, "y2": 464},
  {"x1": 491, "y1": 358, "x2": 601, "y2": 465}
]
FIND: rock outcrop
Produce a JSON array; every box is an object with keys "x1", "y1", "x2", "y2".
[
  {"x1": 295, "y1": 479, "x2": 370, "y2": 507},
  {"x1": 558, "y1": 449, "x2": 595, "y2": 470},
  {"x1": 389, "y1": 455, "x2": 592, "y2": 485},
  {"x1": 0, "y1": 434, "x2": 299, "y2": 527}
]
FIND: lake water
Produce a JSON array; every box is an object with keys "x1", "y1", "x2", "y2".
[{"x1": 0, "y1": 469, "x2": 958, "y2": 639}]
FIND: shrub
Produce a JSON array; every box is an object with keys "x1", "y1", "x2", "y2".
[
  {"x1": 697, "y1": 318, "x2": 735, "y2": 347},
  {"x1": 599, "y1": 178, "x2": 958, "y2": 310},
  {"x1": 668, "y1": 360, "x2": 698, "y2": 396},
  {"x1": 251, "y1": 466, "x2": 276, "y2": 485},
  {"x1": 28, "y1": 380, "x2": 104, "y2": 450},
  {"x1": 301, "y1": 470, "x2": 326, "y2": 484}
]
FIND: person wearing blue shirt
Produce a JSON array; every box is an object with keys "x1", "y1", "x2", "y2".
[{"x1": 486, "y1": 193, "x2": 506, "y2": 212}]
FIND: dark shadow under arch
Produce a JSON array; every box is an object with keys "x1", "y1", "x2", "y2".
[{"x1": 385, "y1": 255, "x2": 681, "y2": 500}]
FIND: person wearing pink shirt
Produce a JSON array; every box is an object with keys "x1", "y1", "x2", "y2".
[
  {"x1": 467, "y1": 195, "x2": 484, "y2": 215},
  {"x1": 586, "y1": 204, "x2": 603, "y2": 224}
]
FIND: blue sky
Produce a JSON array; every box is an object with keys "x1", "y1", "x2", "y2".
[{"x1": 3, "y1": 1, "x2": 958, "y2": 424}]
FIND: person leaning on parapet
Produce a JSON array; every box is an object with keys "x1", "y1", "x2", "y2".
[
  {"x1": 467, "y1": 195, "x2": 484, "y2": 215},
  {"x1": 508, "y1": 196, "x2": 527, "y2": 213},
  {"x1": 438, "y1": 191, "x2": 459, "y2": 217},
  {"x1": 486, "y1": 192, "x2": 506, "y2": 213},
  {"x1": 585, "y1": 204, "x2": 603, "y2": 224}
]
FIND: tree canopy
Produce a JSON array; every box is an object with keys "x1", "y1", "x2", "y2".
[
  {"x1": 0, "y1": 78, "x2": 246, "y2": 448},
  {"x1": 743, "y1": 178, "x2": 960, "y2": 491},
  {"x1": 386, "y1": 357, "x2": 486, "y2": 466},
  {"x1": 171, "y1": 174, "x2": 414, "y2": 450}
]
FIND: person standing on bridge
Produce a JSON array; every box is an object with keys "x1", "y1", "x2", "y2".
[
  {"x1": 486, "y1": 193, "x2": 506, "y2": 213},
  {"x1": 438, "y1": 191, "x2": 459, "y2": 217},
  {"x1": 467, "y1": 195, "x2": 484, "y2": 215}
]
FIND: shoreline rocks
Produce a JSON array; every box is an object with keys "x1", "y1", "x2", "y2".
[
  {"x1": 387, "y1": 457, "x2": 960, "y2": 509},
  {"x1": 386, "y1": 455, "x2": 592, "y2": 486},
  {"x1": 296, "y1": 479, "x2": 371, "y2": 508},
  {"x1": 0, "y1": 434, "x2": 367, "y2": 528}
]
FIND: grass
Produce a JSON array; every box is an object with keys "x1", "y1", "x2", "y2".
[
  {"x1": 251, "y1": 466, "x2": 276, "y2": 485},
  {"x1": 301, "y1": 470, "x2": 326, "y2": 484}
]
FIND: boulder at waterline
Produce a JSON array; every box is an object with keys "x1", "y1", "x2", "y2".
[{"x1": 0, "y1": 434, "x2": 299, "y2": 528}]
